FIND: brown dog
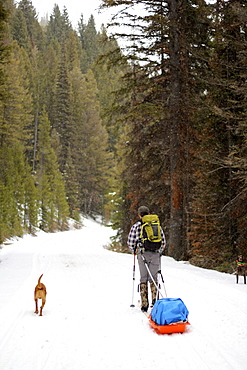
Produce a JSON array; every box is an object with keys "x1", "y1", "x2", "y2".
[{"x1": 34, "y1": 274, "x2": 47, "y2": 316}]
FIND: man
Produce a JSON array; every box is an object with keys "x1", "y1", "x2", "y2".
[{"x1": 127, "y1": 206, "x2": 166, "y2": 312}]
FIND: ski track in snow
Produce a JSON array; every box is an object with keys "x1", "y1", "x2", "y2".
[{"x1": 0, "y1": 217, "x2": 247, "y2": 370}]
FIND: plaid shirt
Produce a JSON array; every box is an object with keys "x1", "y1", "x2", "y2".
[{"x1": 127, "y1": 220, "x2": 166, "y2": 254}]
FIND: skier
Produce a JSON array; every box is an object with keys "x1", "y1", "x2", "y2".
[{"x1": 127, "y1": 206, "x2": 166, "y2": 312}]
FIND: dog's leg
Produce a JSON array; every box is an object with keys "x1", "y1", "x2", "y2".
[
  {"x1": 244, "y1": 275, "x2": 246, "y2": 284},
  {"x1": 35, "y1": 299, "x2": 39, "y2": 314},
  {"x1": 236, "y1": 274, "x2": 239, "y2": 284},
  {"x1": 39, "y1": 298, "x2": 46, "y2": 316}
]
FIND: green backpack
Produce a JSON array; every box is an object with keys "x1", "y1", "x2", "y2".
[{"x1": 140, "y1": 214, "x2": 162, "y2": 251}]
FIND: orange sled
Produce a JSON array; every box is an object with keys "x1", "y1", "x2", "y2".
[{"x1": 149, "y1": 317, "x2": 190, "y2": 334}]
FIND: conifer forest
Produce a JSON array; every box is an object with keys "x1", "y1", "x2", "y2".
[{"x1": 0, "y1": 0, "x2": 247, "y2": 272}]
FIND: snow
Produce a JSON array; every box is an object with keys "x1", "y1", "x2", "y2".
[{"x1": 0, "y1": 217, "x2": 247, "y2": 370}]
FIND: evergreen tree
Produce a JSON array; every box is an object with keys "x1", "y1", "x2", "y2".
[
  {"x1": 63, "y1": 145, "x2": 80, "y2": 220},
  {"x1": 0, "y1": 142, "x2": 37, "y2": 242},
  {"x1": 0, "y1": 0, "x2": 11, "y2": 99},
  {"x1": 53, "y1": 47, "x2": 73, "y2": 173},
  {"x1": 16, "y1": 0, "x2": 44, "y2": 51},
  {"x1": 69, "y1": 67, "x2": 113, "y2": 215},
  {"x1": 93, "y1": 27, "x2": 126, "y2": 153},
  {"x1": 0, "y1": 1, "x2": 121, "y2": 244},
  {"x1": 78, "y1": 14, "x2": 86, "y2": 49},
  {"x1": 36, "y1": 110, "x2": 69, "y2": 231},
  {"x1": 0, "y1": 43, "x2": 33, "y2": 147},
  {"x1": 42, "y1": 42, "x2": 60, "y2": 127},
  {"x1": 45, "y1": 4, "x2": 72, "y2": 44},
  {"x1": 101, "y1": 0, "x2": 211, "y2": 259},
  {"x1": 190, "y1": 0, "x2": 247, "y2": 269},
  {"x1": 11, "y1": 7, "x2": 31, "y2": 51},
  {"x1": 65, "y1": 29, "x2": 83, "y2": 71},
  {"x1": 78, "y1": 14, "x2": 99, "y2": 72}
]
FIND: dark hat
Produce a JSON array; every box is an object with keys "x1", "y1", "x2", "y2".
[{"x1": 138, "y1": 206, "x2": 150, "y2": 216}]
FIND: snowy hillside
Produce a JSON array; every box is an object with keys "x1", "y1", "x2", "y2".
[{"x1": 0, "y1": 217, "x2": 247, "y2": 370}]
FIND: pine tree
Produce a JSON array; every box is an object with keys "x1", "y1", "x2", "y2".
[
  {"x1": 16, "y1": 0, "x2": 44, "y2": 51},
  {"x1": 53, "y1": 47, "x2": 73, "y2": 173},
  {"x1": 0, "y1": 0, "x2": 11, "y2": 99},
  {"x1": 101, "y1": 0, "x2": 211, "y2": 259},
  {"x1": 78, "y1": 15, "x2": 99, "y2": 72},
  {"x1": 42, "y1": 42, "x2": 60, "y2": 127},
  {"x1": 93, "y1": 27, "x2": 126, "y2": 153},
  {"x1": 190, "y1": 0, "x2": 247, "y2": 269},
  {"x1": 0, "y1": 142, "x2": 37, "y2": 242},
  {"x1": 0, "y1": 144, "x2": 21, "y2": 242},
  {"x1": 69, "y1": 67, "x2": 113, "y2": 215},
  {"x1": 36, "y1": 110, "x2": 69, "y2": 231},
  {"x1": 45, "y1": 4, "x2": 72, "y2": 44},
  {"x1": 0, "y1": 42, "x2": 33, "y2": 147},
  {"x1": 0, "y1": 1, "x2": 119, "y2": 243},
  {"x1": 63, "y1": 145, "x2": 80, "y2": 220},
  {"x1": 65, "y1": 29, "x2": 83, "y2": 71},
  {"x1": 11, "y1": 7, "x2": 31, "y2": 51}
]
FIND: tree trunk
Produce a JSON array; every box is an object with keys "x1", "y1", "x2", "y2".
[{"x1": 168, "y1": 0, "x2": 183, "y2": 260}]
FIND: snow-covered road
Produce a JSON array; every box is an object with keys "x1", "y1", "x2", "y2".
[{"x1": 0, "y1": 218, "x2": 247, "y2": 369}]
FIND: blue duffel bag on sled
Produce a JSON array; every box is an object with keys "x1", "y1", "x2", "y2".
[{"x1": 151, "y1": 298, "x2": 189, "y2": 326}]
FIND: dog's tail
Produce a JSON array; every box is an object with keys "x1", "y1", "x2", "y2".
[{"x1": 38, "y1": 274, "x2": 43, "y2": 284}]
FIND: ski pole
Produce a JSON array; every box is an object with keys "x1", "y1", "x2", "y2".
[
  {"x1": 157, "y1": 254, "x2": 167, "y2": 297},
  {"x1": 130, "y1": 253, "x2": 136, "y2": 307},
  {"x1": 140, "y1": 253, "x2": 164, "y2": 299},
  {"x1": 158, "y1": 269, "x2": 167, "y2": 297}
]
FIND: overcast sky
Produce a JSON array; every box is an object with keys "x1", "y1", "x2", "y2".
[{"x1": 29, "y1": 0, "x2": 113, "y2": 29}]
